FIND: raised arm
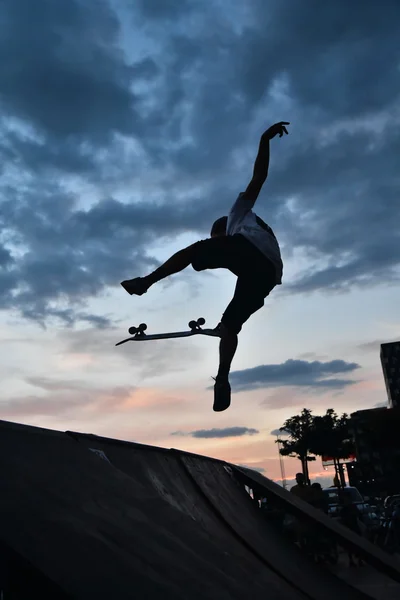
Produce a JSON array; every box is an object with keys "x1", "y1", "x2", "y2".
[{"x1": 244, "y1": 121, "x2": 290, "y2": 204}]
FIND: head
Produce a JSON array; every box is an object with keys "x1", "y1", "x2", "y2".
[
  {"x1": 295, "y1": 473, "x2": 305, "y2": 486},
  {"x1": 311, "y1": 482, "x2": 322, "y2": 491},
  {"x1": 210, "y1": 216, "x2": 228, "y2": 238}
]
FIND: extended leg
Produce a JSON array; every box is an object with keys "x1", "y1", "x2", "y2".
[
  {"x1": 121, "y1": 243, "x2": 197, "y2": 295},
  {"x1": 213, "y1": 276, "x2": 272, "y2": 412},
  {"x1": 217, "y1": 323, "x2": 238, "y2": 379},
  {"x1": 213, "y1": 323, "x2": 238, "y2": 413}
]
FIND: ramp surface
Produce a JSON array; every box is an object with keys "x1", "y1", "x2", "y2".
[{"x1": 0, "y1": 420, "x2": 376, "y2": 599}]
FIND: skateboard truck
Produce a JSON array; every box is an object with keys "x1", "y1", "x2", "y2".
[
  {"x1": 128, "y1": 323, "x2": 147, "y2": 337},
  {"x1": 188, "y1": 317, "x2": 205, "y2": 331}
]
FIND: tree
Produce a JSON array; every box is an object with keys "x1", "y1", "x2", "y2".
[
  {"x1": 276, "y1": 408, "x2": 316, "y2": 483},
  {"x1": 308, "y1": 409, "x2": 355, "y2": 488},
  {"x1": 308, "y1": 409, "x2": 354, "y2": 460},
  {"x1": 276, "y1": 408, "x2": 355, "y2": 486}
]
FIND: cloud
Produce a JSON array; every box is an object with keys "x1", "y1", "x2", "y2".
[
  {"x1": 1, "y1": 0, "x2": 140, "y2": 150},
  {"x1": 270, "y1": 428, "x2": 290, "y2": 437},
  {"x1": 0, "y1": 378, "x2": 186, "y2": 423},
  {"x1": 237, "y1": 464, "x2": 266, "y2": 474},
  {"x1": 0, "y1": 0, "x2": 399, "y2": 327},
  {"x1": 134, "y1": 0, "x2": 194, "y2": 22},
  {"x1": 25, "y1": 375, "x2": 94, "y2": 393},
  {"x1": 358, "y1": 339, "x2": 399, "y2": 353},
  {"x1": 0, "y1": 384, "x2": 129, "y2": 420},
  {"x1": 374, "y1": 401, "x2": 388, "y2": 408},
  {"x1": 270, "y1": 429, "x2": 281, "y2": 436},
  {"x1": 0, "y1": 187, "x2": 213, "y2": 324},
  {"x1": 189, "y1": 427, "x2": 259, "y2": 439},
  {"x1": 58, "y1": 326, "x2": 201, "y2": 380},
  {"x1": 230, "y1": 359, "x2": 361, "y2": 392}
]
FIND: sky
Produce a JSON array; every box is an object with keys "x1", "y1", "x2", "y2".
[{"x1": 1, "y1": 0, "x2": 399, "y2": 487}]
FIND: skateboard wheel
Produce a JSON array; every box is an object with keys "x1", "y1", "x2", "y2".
[
  {"x1": 128, "y1": 323, "x2": 147, "y2": 335},
  {"x1": 197, "y1": 317, "x2": 205, "y2": 326},
  {"x1": 188, "y1": 320, "x2": 197, "y2": 330}
]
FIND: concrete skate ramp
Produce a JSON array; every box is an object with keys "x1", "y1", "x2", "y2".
[{"x1": 0, "y1": 421, "x2": 371, "y2": 599}]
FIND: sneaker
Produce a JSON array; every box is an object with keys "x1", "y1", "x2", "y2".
[
  {"x1": 120, "y1": 277, "x2": 148, "y2": 296},
  {"x1": 213, "y1": 376, "x2": 231, "y2": 412}
]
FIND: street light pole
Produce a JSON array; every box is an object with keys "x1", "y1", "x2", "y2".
[{"x1": 276, "y1": 435, "x2": 287, "y2": 489}]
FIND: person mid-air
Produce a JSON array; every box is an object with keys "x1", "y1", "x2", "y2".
[{"x1": 121, "y1": 121, "x2": 289, "y2": 412}]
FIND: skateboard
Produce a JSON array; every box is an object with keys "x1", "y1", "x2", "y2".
[{"x1": 116, "y1": 317, "x2": 221, "y2": 346}]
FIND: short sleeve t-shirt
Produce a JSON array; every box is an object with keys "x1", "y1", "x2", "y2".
[{"x1": 227, "y1": 193, "x2": 283, "y2": 284}]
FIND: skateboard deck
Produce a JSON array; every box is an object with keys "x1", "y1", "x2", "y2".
[{"x1": 116, "y1": 318, "x2": 220, "y2": 346}]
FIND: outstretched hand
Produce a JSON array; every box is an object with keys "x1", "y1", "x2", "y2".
[{"x1": 264, "y1": 121, "x2": 290, "y2": 139}]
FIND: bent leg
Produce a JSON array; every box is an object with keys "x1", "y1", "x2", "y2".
[
  {"x1": 144, "y1": 244, "x2": 197, "y2": 287},
  {"x1": 121, "y1": 236, "x2": 238, "y2": 296},
  {"x1": 121, "y1": 242, "x2": 199, "y2": 295}
]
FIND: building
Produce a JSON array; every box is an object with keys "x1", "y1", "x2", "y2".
[
  {"x1": 349, "y1": 406, "x2": 400, "y2": 496},
  {"x1": 381, "y1": 341, "x2": 400, "y2": 408}
]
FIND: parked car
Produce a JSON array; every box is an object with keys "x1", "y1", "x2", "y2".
[
  {"x1": 384, "y1": 495, "x2": 400, "y2": 510},
  {"x1": 322, "y1": 486, "x2": 378, "y2": 528}
]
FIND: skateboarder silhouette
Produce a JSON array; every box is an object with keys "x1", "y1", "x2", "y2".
[{"x1": 121, "y1": 121, "x2": 288, "y2": 412}]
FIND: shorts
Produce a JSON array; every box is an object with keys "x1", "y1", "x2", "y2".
[{"x1": 191, "y1": 234, "x2": 276, "y2": 334}]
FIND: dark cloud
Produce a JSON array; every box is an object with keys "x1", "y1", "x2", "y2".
[
  {"x1": 270, "y1": 428, "x2": 290, "y2": 437},
  {"x1": 0, "y1": 0, "x2": 399, "y2": 325},
  {"x1": 133, "y1": 0, "x2": 193, "y2": 21},
  {"x1": 0, "y1": 0, "x2": 138, "y2": 146},
  {"x1": 0, "y1": 185, "x2": 211, "y2": 323},
  {"x1": 189, "y1": 427, "x2": 259, "y2": 439},
  {"x1": 230, "y1": 359, "x2": 361, "y2": 392},
  {"x1": 270, "y1": 429, "x2": 282, "y2": 436}
]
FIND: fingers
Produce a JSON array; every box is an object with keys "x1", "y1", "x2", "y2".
[
  {"x1": 279, "y1": 123, "x2": 289, "y2": 137},
  {"x1": 265, "y1": 121, "x2": 290, "y2": 139}
]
